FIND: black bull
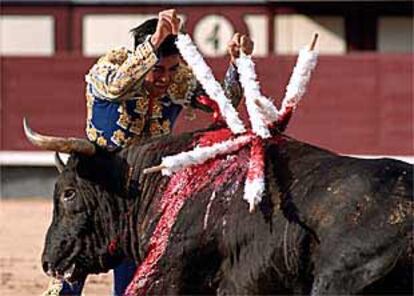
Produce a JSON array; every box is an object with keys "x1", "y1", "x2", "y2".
[{"x1": 38, "y1": 128, "x2": 413, "y2": 295}]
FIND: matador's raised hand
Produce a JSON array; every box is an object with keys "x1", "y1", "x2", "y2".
[
  {"x1": 227, "y1": 33, "x2": 254, "y2": 64},
  {"x1": 151, "y1": 9, "x2": 181, "y2": 49}
]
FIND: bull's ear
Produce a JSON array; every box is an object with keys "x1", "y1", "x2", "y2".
[{"x1": 54, "y1": 152, "x2": 66, "y2": 173}]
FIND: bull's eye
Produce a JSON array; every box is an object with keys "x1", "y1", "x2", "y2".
[{"x1": 62, "y1": 189, "x2": 76, "y2": 202}]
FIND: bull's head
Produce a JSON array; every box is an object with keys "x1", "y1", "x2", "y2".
[{"x1": 24, "y1": 120, "x2": 133, "y2": 283}]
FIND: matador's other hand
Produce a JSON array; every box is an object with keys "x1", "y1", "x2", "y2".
[
  {"x1": 240, "y1": 35, "x2": 254, "y2": 56},
  {"x1": 227, "y1": 33, "x2": 241, "y2": 64},
  {"x1": 227, "y1": 33, "x2": 254, "y2": 64},
  {"x1": 151, "y1": 9, "x2": 181, "y2": 49}
]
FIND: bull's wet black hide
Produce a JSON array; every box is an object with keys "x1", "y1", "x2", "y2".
[{"x1": 41, "y1": 129, "x2": 413, "y2": 295}]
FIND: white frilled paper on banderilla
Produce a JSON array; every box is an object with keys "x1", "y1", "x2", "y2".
[
  {"x1": 235, "y1": 43, "x2": 318, "y2": 138},
  {"x1": 175, "y1": 34, "x2": 246, "y2": 135},
  {"x1": 280, "y1": 47, "x2": 318, "y2": 114},
  {"x1": 244, "y1": 175, "x2": 266, "y2": 213},
  {"x1": 243, "y1": 138, "x2": 266, "y2": 212},
  {"x1": 235, "y1": 53, "x2": 280, "y2": 139},
  {"x1": 160, "y1": 134, "x2": 254, "y2": 176}
]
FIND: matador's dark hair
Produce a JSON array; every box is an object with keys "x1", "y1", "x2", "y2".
[{"x1": 130, "y1": 18, "x2": 179, "y2": 57}]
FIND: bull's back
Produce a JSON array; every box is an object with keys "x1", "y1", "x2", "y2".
[
  {"x1": 280, "y1": 146, "x2": 413, "y2": 294},
  {"x1": 265, "y1": 138, "x2": 412, "y2": 233},
  {"x1": 296, "y1": 156, "x2": 413, "y2": 236}
]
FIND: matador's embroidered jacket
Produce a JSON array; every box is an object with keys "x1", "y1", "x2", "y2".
[{"x1": 85, "y1": 38, "x2": 242, "y2": 150}]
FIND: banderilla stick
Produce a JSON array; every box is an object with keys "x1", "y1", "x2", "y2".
[
  {"x1": 254, "y1": 99, "x2": 264, "y2": 109},
  {"x1": 253, "y1": 33, "x2": 318, "y2": 112},
  {"x1": 143, "y1": 164, "x2": 166, "y2": 174},
  {"x1": 253, "y1": 99, "x2": 277, "y2": 122},
  {"x1": 310, "y1": 33, "x2": 319, "y2": 51}
]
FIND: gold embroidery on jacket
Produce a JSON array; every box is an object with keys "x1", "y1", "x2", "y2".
[
  {"x1": 167, "y1": 64, "x2": 197, "y2": 106},
  {"x1": 117, "y1": 103, "x2": 130, "y2": 129},
  {"x1": 148, "y1": 119, "x2": 171, "y2": 137},
  {"x1": 86, "y1": 120, "x2": 104, "y2": 144},
  {"x1": 106, "y1": 47, "x2": 129, "y2": 65},
  {"x1": 133, "y1": 96, "x2": 163, "y2": 118},
  {"x1": 87, "y1": 126, "x2": 98, "y2": 142},
  {"x1": 130, "y1": 118, "x2": 145, "y2": 135},
  {"x1": 161, "y1": 120, "x2": 171, "y2": 134},
  {"x1": 96, "y1": 136, "x2": 107, "y2": 147},
  {"x1": 134, "y1": 97, "x2": 148, "y2": 114},
  {"x1": 149, "y1": 120, "x2": 163, "y2": 137},
  {"x1": 86, "y1": 42, "x2": 158, "y2": 99},
  {"x1": 151, "y1": 99, "x2": 163, "y2": 118},
  {"x1": 111, "y1": 130, "x2": 126, "y2": 146},
  {"x1": 136, "y1": 40, "x2": 153, "y2": 58},
  {"x1": 86, "y1": 92, "x2": 94, "y2": 120}
]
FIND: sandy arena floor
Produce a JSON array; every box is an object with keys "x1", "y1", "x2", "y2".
[{"x1": 0, "y1": 199, "x2": 112, "y2": 296}]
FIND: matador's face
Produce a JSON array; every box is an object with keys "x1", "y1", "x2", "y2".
[{"x1": 144, "y1": 54, "x2": 180, "y2": 98}]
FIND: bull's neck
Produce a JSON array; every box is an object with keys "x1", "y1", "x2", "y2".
[
  {"x1": 106, "y1": 159, "x2": 141, "y2": 261},
  {"x1": 106, "y1": 190, "x2": 141, "y2": 262},
  {"x1": 85, "y1": 148, "x2": 142, "y2": 263},
  {"x1": 112, "y1": 134, "x2": 193, "y2": 262}
]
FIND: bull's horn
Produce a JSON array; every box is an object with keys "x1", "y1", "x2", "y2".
[
  {"x1": 54, "y1": 152, "x2": 65, "y2": 173},
  {"x1": 23, "y1": 118, "x2": 96, "y2": 155}
]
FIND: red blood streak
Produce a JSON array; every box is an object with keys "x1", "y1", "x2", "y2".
[
  {"x1": 246, "y1": 137, "x2": 265, "y2": 182},
  {"x1": 195, "y1": 127, "x2": 234, "y2": 147},
  {"x1": 125, "y1": 130, "x2": 250, "y2": 295},
  {"x1": 126, "y1": 120, "x2": 289, "y2": 294},
  {"x1": 197, "y1": 95, "x2": 223, "y2": 122},
  {"x1": 107, "y1": 239, "x2": 118, "y2": 255},
  {"x1": 270, "y1": 106, "x2": 293, "y2": 134}
]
